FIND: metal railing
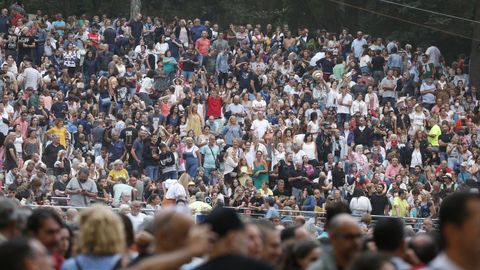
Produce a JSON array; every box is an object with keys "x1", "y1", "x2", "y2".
[{"x1": 32, "y1": 200, "x2": 438, "y2": 231}]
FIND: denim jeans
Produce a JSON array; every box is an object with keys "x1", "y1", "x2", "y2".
[
  {"x1": 337, "y1": 113, "x2": 350, "y2": 125},
  {"x1": 162, "y1": 171, "x2": 178, "y2": 180},
  {"x1": 448, "y1": 157, "x2": 459, "y2": 173},
  {"x1": 182, "y1": 71, "x2": 194, "y2": 81},
  {"x1": 98, "y1": 70, "x2": 109, "y2": 77},
  {"x1": 145, "y1": 165, "x2": 159, "y2": 181}
]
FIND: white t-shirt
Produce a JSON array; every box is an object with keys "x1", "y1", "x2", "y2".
[
  {"x1": 336, "y1": 93, "x2": 352, "y2": 114},
  {"x1": 165, "y1": 181, "x2": 187, "y2": 200},
  {"x1": 113, "y1": 183, "x2": 134, "y2": 206},
  {"x1": 127, "y1": 212, "x2": 147, "y2": 232},
  {"x1": 0, "y1": 110, "x2": 9, "y2": 135},
  {"x1": 252, "y1": 99, "x2": 266, "y2": 112},
  {"x1": 409, "y1": 112, "x2": 426, "y2": 127},
  {"x1": 307, "y1": 120, "x2": 319, "y2": 134},
  {"x1": 351, "y1": 100, "x2": 367, "y2": 116},
  {"x1": 155, "y1": 42, "x2": 169, "y2": 55},
  {"x1": 349, "y1": 196, "x2": 372, "y2": 216},
  {"x1": 359, "y1": 54, "x2": 371, "y2": 68},
  {"x1": 23, "y1": 67, "x2": 41, "y2": 90},
  {"x1": 140, "y1": 77, "x2": 153, "y2": 94},
  {"x1": 351, "y1": 38, "x2": 367, "y2": 58},
  {"x1": 251, "y1": 119, "x2": 270, "y2": 139},
  {"x1": 425, "y1": 46, "x2": 441, "y2": 67},
  {"x1": 420, "y1": 82, "x2": 436, "y2": 104}
]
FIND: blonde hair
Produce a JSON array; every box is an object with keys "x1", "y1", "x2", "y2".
[
  {"x1": 75, "y1": 204, "x2": 126, "y2": 255},
  {"x1": 178, "y1": 173, "x2": 191, "y2": 192}
]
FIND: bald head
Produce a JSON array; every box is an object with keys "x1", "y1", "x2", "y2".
[
  {"x1": 329, "y1": 214, "x2": 359, "y2": 233},
  {"x1": 153, "y1": 209, "x2": 194, "y2": 252},
  {"x1": 329, "y1": 214, "x2": 362, "y2": 267}
]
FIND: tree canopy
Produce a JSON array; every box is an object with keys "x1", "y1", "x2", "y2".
[{"x1": 2, "y1": 0, "x2": 477, "y2": 62}]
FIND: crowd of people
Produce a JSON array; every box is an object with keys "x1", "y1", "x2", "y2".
[
  {"x1": 1, "y1": 192, "x2": 479, "y2": 270},
  {"x1": 0, "y1": 0, "x2": 479, "y2": 269}
]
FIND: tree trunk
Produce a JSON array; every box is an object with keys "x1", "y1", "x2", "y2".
[
  {"x1": 130, "y1": 0, "x2": 142, "y2": 20},
  {"x1": 470, "y1": 1, "x2": 480, "y2": 88}
]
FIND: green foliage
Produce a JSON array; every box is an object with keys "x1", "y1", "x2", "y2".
[{"x1": 10, "y1": 0, "x2": 477, "y2": 61}]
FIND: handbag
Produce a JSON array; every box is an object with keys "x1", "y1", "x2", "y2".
[
  {"x1": 208, "y1": 145, "x2": 220, "y2": 169},
  {"x1": 77, "y1": 179, "x2": 89, "y2": 206}
]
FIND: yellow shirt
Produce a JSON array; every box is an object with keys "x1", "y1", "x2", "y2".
[
  {"x1": 258, "y1": 188, "x2": 273, "y2": 197},
  {"x1": 427, "y1": 124, "x2": 441, "y2": 147},
  {"x1": 47, "y1": 126, "x2": 70, "y2": 148},
  {"x1": 392, "y1": 196, "x2": 409, "y2": 217},
  {"x1": 108, "y1": 169, "x2": 129, "y2": 182}
]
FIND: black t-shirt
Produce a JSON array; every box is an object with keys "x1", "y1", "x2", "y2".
[
  {"x1": 120, "y1": 127, "x2": 138, "y2": 149},
  {"x1": 196, "y1": 254, "x2": 274, "y2": 270},
  {"x1": 143, "y1": 139, "x2": 160, "y2": 166},
  {"x1": 52, "y1": 180, "x2": 66, "y2": 194},
  {"x1": 5, "y1": 32, "x2": 17, "y2": 51},
  {"x1": 251, "y1": 74, "x2": 261, "y2": 93},
  {"x1": 249, "y1": 196, "x2": 265, "y2": 208},
  {"x1": 181, "y1": 52, "x2": 198, "y2": 72},
  {"x1": 278, "y1": 160, "x2": 295, "y2": 192},
  {"x1": 438, "y1": 132, "x2": 454, "y2": 153},
  {"x1": 130, "y1": 20, "x2": 144, "y2": 38},
  {"x1": 237, "y1": 69, "x2": 253, "y2": 93},
  {"x1": 42, "y1": 143, "x2": 65, "y2": 169},
  {"x1": 4, "y1": 142, "x2": 16, "y2": 169},
  {"x1": 371, "y1": 56, "x2": 385, "y2": 72},
  {"x1": 103, "y1": 27, "x2": 116, "y2": 45},
  {"x1": 370, "y1": 194, "x2": 389, "y2": 215},
  {"x1": 51, "y1": 101, "x2": 68, "y2": 119},
  {"x1": 18, "y1": 34, "x2": 34, "y2": 54},
  {"x1": 273, "y1": 188, "x2": 291, "y2": 199}
]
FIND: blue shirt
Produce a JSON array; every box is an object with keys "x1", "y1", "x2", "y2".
[
  {"x1": 62, "y1": 254, "x2": 121, "y2": 270},
  {"x1": 201, "y1": 144, "x2": 220, "y2": 169},
  {"x1": 216, "y1": 52, "x2": 229, "y2": 73},
  {"x1": 265, "y1": 206, "x2": 279, "y2": 219},
  {"x1": 53, "y1": 20, "x2": 66, "y2": 36},
  {"x1": 108, "y1": 140, "x2": 125, "y2": 163},
  {"x1": 190, "y1": 25, "x2": 206, "y2": 42}
]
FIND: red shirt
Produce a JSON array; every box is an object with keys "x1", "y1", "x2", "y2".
[
  {"x1": 207, "y1": 96, "x2": 222, "y2": 118},
  {"x1": 87, "y1": 32, "x2": 100, "y2": 48},
  {"x1": 435, "y1": 165, "x2": 452, "y2": 174},
  {"x1": 195, "y1": 37, "x2": 211, "y2": 56}
]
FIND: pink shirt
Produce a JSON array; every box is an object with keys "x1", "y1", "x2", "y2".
[
  {"x1": 385, "y1": 164, "x2": 401, "y2": 179},
  {"x1": 160, "y1": 102, "x2": 171, "y2": 117},
  {"x1": 41, "y1": 95, "x2": 53, "y2": 110},
  {"x1": 195, "y1": 38, "x2": 211, "y2": 56}
]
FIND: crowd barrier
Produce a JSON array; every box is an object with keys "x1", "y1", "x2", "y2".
[{"x1": 33, "y1": 200, "x2": 438, "y2": 231}]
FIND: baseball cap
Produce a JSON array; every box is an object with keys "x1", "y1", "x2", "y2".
[{"x1": 202, "y1": 208, "x2": 244, "y2": 238}]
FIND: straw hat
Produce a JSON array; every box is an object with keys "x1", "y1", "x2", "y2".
[{"x1": 312, "y1": 70, "x2": 323, "y2": 81}]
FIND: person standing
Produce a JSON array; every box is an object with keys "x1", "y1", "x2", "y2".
[
  {"x1": 42, "y1": 135, "x2": 65, "y2": 175},
  {"x1": 392, "y1": 189, "x2": 409, "y2": 218},
  {"x1": 351, "y1": 31, "x2": 367, "y2": 60},
  {"x1": 420, "y1": 77, "x2": 436, "y2": 111},
  {"x1": 130, "y1": 129, "x2": 147, "y2": 175},
  {"x1": 336, "y1": 86, "x2": 352, "y2": 124},
  {"x1": 184, "y1": 137, "x2": 202, "y2": 178},
  {"x1": 159, "y1": 143, "x2": 177, "y2": 180},
  {"x1": 201, "y1": 135, "x2": 220, "y2": 179},
  {"x1": 65, "y1": 167, "x2": 98, "y2": 207},
  {"x1": 195, "y1": 30, "x2": 211, "y2": 67}
]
